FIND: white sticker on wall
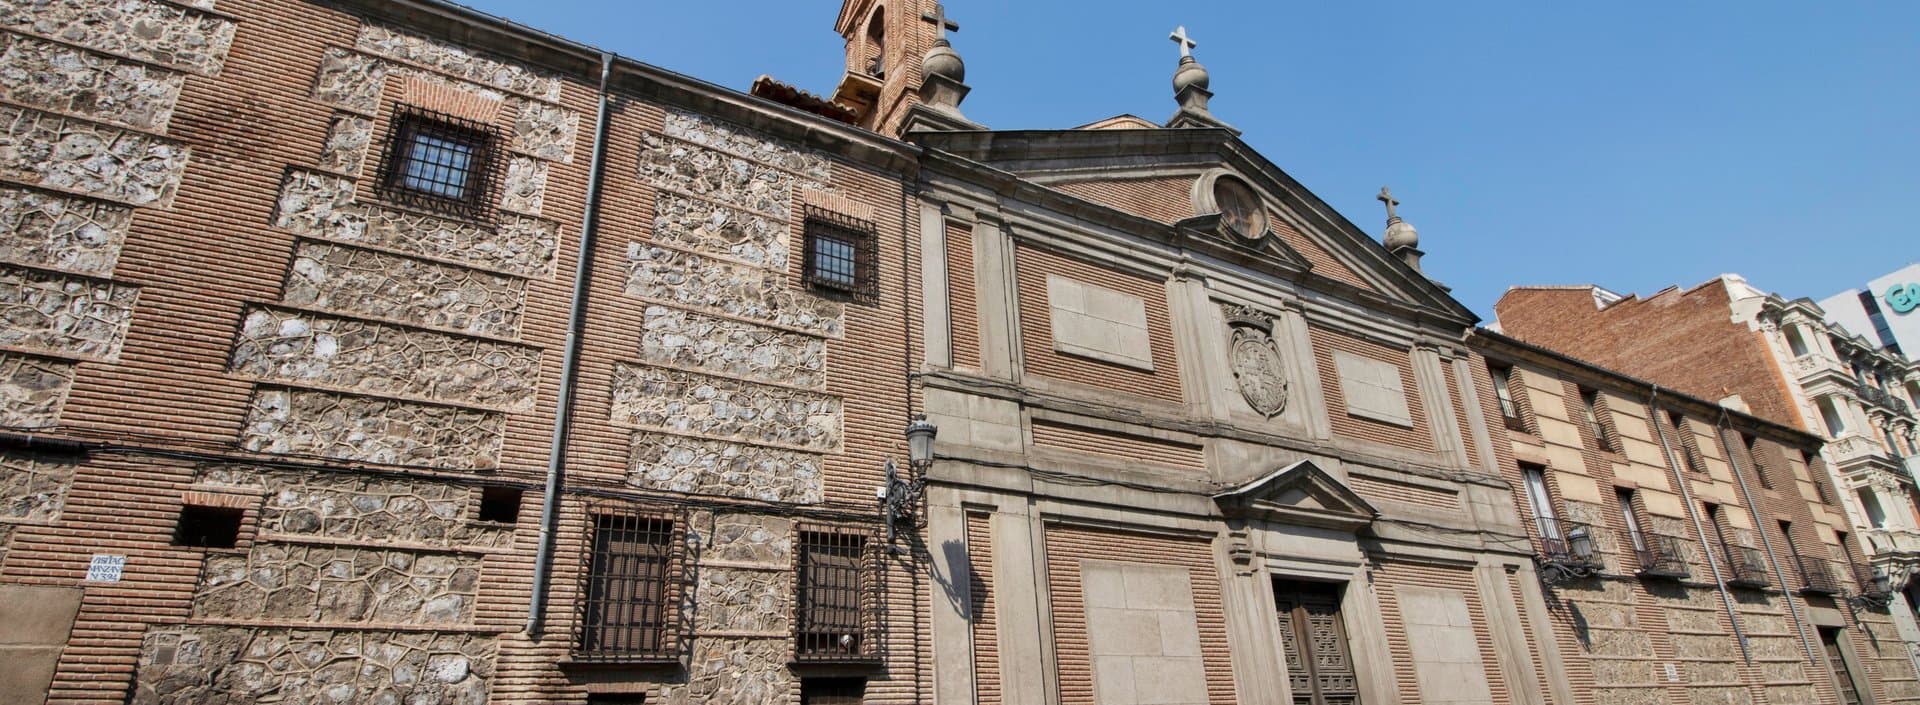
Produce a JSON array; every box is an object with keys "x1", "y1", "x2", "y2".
[
  {"x1": 1664, "y1": 662, "x2": 1680, "y2": 682},
  {"x1": 86, "y1": 554, "x2": 126, "y2": 583}
]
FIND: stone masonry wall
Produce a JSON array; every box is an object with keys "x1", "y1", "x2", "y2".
[
  {"x1": 1, "y1": 450, "x2": 76, "y2": 523},
  {"x1": 0, "y1": 31, "x2": 185, "y2": 131},
  {"x1": 193, "y1": 544, "x2": 480, "y2": 625},
  {"x1": 274, "y1": 169, "x2": 559, "y2": 278},
  {"x1": 0, "y1": 0, "x2": 237, "y2": 76},
  {"x1": 0, "y1": 262, "x2": 136, "y2": 360},
  {"x1": 0, "y1": 104, "x2": 188, "y2": 206},
  {"x1": 132, "y1": 627, "x2": 495, "y2": 705},
  {"x1": 0, "y1": 352, "x2": 73, "y2": 428},
  {"x1": 229, "y1": 306, "x2": 541, "y2": 411},
  {"x1": 239, "y1": 387, "x2": 506, "y2": 470},
  {"x1": 283, "y1": 240, "x2": 527, "y2": 338},
  {"x1": 195, "y1": 466, "x2": 514, "y2": 549},
  {"x1": 610, "y1": 363, "x2": 840, "y2": 452},
  {"x1": 627, "y1": 431, "x2": 823, "y2": 503},
  {"x1": 654, "y1": 512, "x2": 796, "y2": 705},
  {"x1": 0, "y1": 184, "x2": 131, "y2": 276}
]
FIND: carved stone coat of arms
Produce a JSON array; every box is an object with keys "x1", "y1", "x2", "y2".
[{"x1": 1223, "y1": 304, "x2": 1288, "y2": 418}]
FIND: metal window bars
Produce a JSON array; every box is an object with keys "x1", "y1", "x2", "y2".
[
  {"x1": 794, "y1": 524, "x2": 881, "y2": 662},
  {"x1": 801, "y1": 206, "x2": 878, "y2": 302},
  {"x1": 575, "y1": 509, "x2": 681, "y2": 661},
  {"x1": 375, "y1": 105, "x2": 499, "y2": 221},
  {"x1": 1635, "y1": 533, "x2": 1692, "y2": 580},
  {"x1": 1794, "y1": 555, "x2": 1844, "y2": 595},
  {"x1": 1721, "y1": 545, "x2": 1771, "y2": 588}
]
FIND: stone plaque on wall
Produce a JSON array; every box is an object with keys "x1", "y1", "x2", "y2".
[
  {"x1": 1047, "y1": 274, "x2": 1153, "y2": 370},
  {"x1": 1081, "y1": 560, "x2": 1208, "y2": 705},
  {"x1": 1399, "y1": 587, "x2": 1494, "y2": 705},
  {"x1": 1334, "y1": 350, "x2": 1411, "y2": 427}
]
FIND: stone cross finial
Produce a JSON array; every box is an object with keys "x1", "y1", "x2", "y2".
[
  {"x1": 1169, "y1": 25, "x2": 1197, "y2": 59},
  {"x1": 922, "y1": 4, "x2": 959, "y2": 39},
  {"x1": 1377, "y1": 186, "x2": 1400, "y2": 220}
]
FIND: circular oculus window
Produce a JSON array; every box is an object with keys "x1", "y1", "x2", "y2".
[{"x1": 1213, "y1": 177, "x2": 1268, "y2": 240}]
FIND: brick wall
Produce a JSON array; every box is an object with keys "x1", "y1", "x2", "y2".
[{"x1": 1013, "y1": 241, "x2": 1183, "y2": 404}]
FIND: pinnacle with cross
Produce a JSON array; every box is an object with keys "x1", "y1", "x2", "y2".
[
  {"x1": 922, "y1": 3, "x2": 959, "y2": 43},
  {"x1": 1377, "y1": 187, "x2": 1401, "y2": 222},
  {"x1": 1169, "y1": 25, "x2": 1197, "y2": 59}
]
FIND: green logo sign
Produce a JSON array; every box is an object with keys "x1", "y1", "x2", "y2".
[{"x1": 1888, "y1": 283, "x2": 1919, "y2": 314}]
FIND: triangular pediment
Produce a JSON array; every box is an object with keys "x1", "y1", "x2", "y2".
[
  {"x1": 1213, "y1": 460, "x2": 1379, "y2": 532},
  {"x1": 909, "y1": 128, "x2": 1477, "y2": 325}
]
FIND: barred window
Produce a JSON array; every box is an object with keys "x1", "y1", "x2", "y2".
[
  {"x1": 803, "y1": 207, "x2": 877, "y2": 300},
  {"x1": 795, "y1": 528, "x2": 878, "y2": 661},
  {"x1": 577, "y1": 512, "x2": 677, "y2": 660},
  {"x1": 377, "y1": 106, "x2": 497, "y2": 219}
]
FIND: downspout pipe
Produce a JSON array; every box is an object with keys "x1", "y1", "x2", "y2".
[
  {"x1": 1714, "y1": 408, "x2": 1823, "y2": 667},
  {"x1": 528, "y1": 51, "x2": 616, "y2": 638},
  {"x1": 1648, "y1": 386, "x2": 1752, "y2": 660}
]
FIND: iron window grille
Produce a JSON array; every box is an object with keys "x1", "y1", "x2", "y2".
[
  {"x1": 575, "y1": 508, "x2": 682, "y2": 661},
  {"x1": 802, "y1": 206, "x2": 878, "y2": 302},
  {"x1": 375, "y1": 105, "x2": 499, "y2": 220},
  {"x1": 794, "y1": 524, "x2": 882, "y2": 663},
  {"x1": 1722, "y1": 545, "x2": 1771, "y2": 588}
]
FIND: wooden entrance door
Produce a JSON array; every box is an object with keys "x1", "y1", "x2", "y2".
[
  {"x1": 1821, "y1": 627, "x2": 1864, "y2": 705},
  {"x1": 1274, "y1": 580, "x2": 1360, "y2": 705}
]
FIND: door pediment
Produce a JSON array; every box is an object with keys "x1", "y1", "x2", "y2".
[{"x1": 1213, "y1": 460, "x2": 1378, "y2": 532}]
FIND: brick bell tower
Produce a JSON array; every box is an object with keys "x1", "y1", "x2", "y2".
[{"x1": 830, "y1": 0, "x2": 946, "y2": 134}]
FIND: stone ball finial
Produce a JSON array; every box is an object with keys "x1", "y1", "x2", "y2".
[
  {"x1": 1384, "y1": 218, "x2": 1419, "y2": 250},
  {"x1": 1173, "y1": 56, "x2": 1210, "y2": 95},
  {"x1": 922, "y1": 39, "x2": 965, "y2": 83}
]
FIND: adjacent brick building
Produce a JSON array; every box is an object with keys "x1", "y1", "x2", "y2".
[
  {"x1": 0, "y1": 0, "x2": 1912, "y2": 704},
  {"x1": 1499, "y1": 276, "x2": 1920, "y2": 674}
]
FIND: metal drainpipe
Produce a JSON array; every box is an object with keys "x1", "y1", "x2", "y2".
[
  {"x1": 1648, "y1": 386, "x2": 1752, "y2": 660},
  {"x1": 527, "y1": 51, "x2": 616, "y2": 638},
  {"x1": 1714, "y1": 408, "x2": 1823, "y2": 667}
]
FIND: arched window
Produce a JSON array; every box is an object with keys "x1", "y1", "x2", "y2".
[{"x1": 863, "y1": 9, "x2": 886, "y2": 78}]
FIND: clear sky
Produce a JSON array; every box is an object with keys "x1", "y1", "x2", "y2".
[{"x1": 458, "y1": 0, "x2": 1919, "y2": 321}]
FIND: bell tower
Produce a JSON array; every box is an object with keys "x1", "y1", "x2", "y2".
[{"x1": 831, "y1": 0, "x2": 946, "y2": 134}]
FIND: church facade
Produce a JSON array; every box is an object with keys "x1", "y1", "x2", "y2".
[{"x1": 0, "y1": 0, "x2": 1910, "y2": 704}]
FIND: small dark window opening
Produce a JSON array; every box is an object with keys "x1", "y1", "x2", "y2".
[
  {"x1": 577, "y1": 512, "x2": 677, "y2": 660},
  {"x1": 586, "y1": 695, "x2": 647, "y2": 705},
  {"x1": 174, "y1": 505, "x2": 244, "y2": 548},
  {"x1": 801, "y1": 677, "x2": 868, "y2": 705},
  {"x1": 1804, "y1": 451, "x2": 1834, "y2": 504},
  {"x1": 478, "y1": 487, "x2": 522, "y2": 524},
  {"x1": 1744, "y1": 434, "x2": 1774, "y2": 489},
  {"x1": 1490, "y1": 364, "x2": 1525, "y2": 431},
  {"x1": 376, "y1": 105, "x2": 497, "y2": 220},
  {"x1": 1581, "y1": 389, "x2": 1617, "y2": 452},
  {"x1": 802, "y1": 207, "x2": 878, "y2": 301}
]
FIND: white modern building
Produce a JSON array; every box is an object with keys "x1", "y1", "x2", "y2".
[{"x1": 1822, "y1": 262, "x2": 1920, "y2": 360}]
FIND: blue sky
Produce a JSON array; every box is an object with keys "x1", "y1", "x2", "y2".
[{"x1": 459, "y1": 1, "x2": 1919, "y2": 320}]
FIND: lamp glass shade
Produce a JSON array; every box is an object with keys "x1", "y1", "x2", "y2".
[{"x1": 905, "y1": 416, "x2": 938, "y2": 465}]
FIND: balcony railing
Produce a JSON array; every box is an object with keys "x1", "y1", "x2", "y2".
[
  {"x1": 1792, "y1": 354, "x2": 1846, "y2": 382},
  {"x1": 1536, "y1": 518, "x2": 1601, "y2": 566},
  {"x1": 1826, "y1": 433, "x2": 1884, "y2": 468},
  {"x1": 1850, "y1": 562, "x2": 1892, "y2": 601},
  {"x1": 1794, "y1": 556, "x2": 1844, "y2": 595},
  {"x1": 1721, "y1": 545, "x2": 1771, "y2": 588},
  {"x1": 1858, "y1": 384, "x2": 1912, "y2": 416},
  {"x1": 1635, "y1": 533, "x2": 1692, "y2": 580}
]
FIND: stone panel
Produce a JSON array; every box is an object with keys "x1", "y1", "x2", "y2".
[
  {"x1": 652, "y1": 191, "x2": 788, "y2": 270},
  {"x1": 638, "y1": 305, "x2": 825, "y2": 389},
  {"x1": 697, "y1": 514, "x2": 791, "y2": 565},
  {"x1": 1335, "y1": 349, "x2": 1412, "y2": 426},
  {"x1": 194, "y1": 544, "x2": 479, "y2": 625},
  {"x1": 510, "y1": 99, "x2": 575, "y2": 162},
  {"x1": 1082, "y1": 560, "x2": 1207, "y2": 705},
  {"x1": 1, "y1": 450, "x2": 75, "y2": 523},
  {"x1": 239, "y1": 387, "x2": 505, "y2": 470},
  {"x1": 693, "y1": 568, "x2": 789, "y2": 633},
  {"x1": 610, "y1": 364, "x2": 840, "y2": 452},
  {"x1": 0, "y1": 352, "x2": 72, "y2": 428},
  {"x1": 656, "y1": 637, "x2": 790, "y2": 705},
  {"x1": 230, "y1": 306, "x2": 540, "y2": 411},
  {"x1": 638, "y1": 132, "x2": 824, "y2": 220},
  {"x1": 1047, "y1": 273, "x2": 1153, "y2": 370},
  {"x1": 661, "y1": 110, "x2": 830, "y2": 180},
  {"x1": 1671, "y1": 633, "x2": 1739, "y2": 659},
  {"x1": 274, "y1": 169, "x2": 558, "y2": 278},
  {"x1": 310, "y1": 47, "x2": 389, "y2": 114},
  {"x1": 0, "y1": 105, "x2": 188, "y2": 205},
  {"x1": 625, "y1": 244, "x2": 841, "y2": 337},
  {"x1": 316, "y1": 112, "x2": 373, "y2": 176},
  {"x1": 355, "y1": 25, "x2": 560, "y2": 102},
  {"x1": 131, "y1": 626, "x2": 494, "y2": 705},
  {"x1": 0, "y1": 184, "x2": 130, "y2": 276},
  {"x1": 0, "y1": 32, "x2": 184, "y2": 130},
  {"x1": 195, "y1": 467, "x2": 514, "y2": 549},
  {"x1": 283, "y1": 241, "x2": 526, "y2": 338},
  {"x1": 0, "y1": 0, "x2": 236, "y2": 76},
  {"x1": 0, "y1": 263, "x2": 136, "y2": 360},
  {"x1": 627, "y1": 431, "x2": 823, "y2": 504},
  {"x1": 498, "y1": 157, "x2": 545, "y2": 215}
]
